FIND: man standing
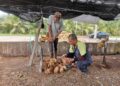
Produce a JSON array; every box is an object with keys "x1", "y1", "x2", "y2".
[{"x1": 47, "y1": 12, "x2": 63, "y2": 58}]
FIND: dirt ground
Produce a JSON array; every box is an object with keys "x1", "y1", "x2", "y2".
[{"x1": 0, "y1": 55, "x2": 120, "y2": 86}]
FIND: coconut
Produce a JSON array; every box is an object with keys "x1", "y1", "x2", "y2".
[
  {"x1": 48, "y1": 58, "x2": 57, "y2": 67},
  {"x1": 61, "y1": 58, "x2": 73, "y2": 65},
  {"x1": 61, "y1": 58, "x2": 67, "y2": 65},
  {"x1": 45, "y1": 66, "x2": 54, "y2": 74},
  {"x1": 97, "y1": 42, "x2": 104, "y2": 48},
  {"x1": 54, "y1": 66, "x2": 60, "y2": 73},
  {"x1": 42, "y1": 62, "x2": 48, "y2": 71},
  {"x1": 45, "y1": 68, "x2": 51, "y2": 74},
  {"x1": 57, "y1": 58, "x2": 62, "y2": 64},
  {"x1": 59, "y1": 66, "x2": 64, "y2": 73},
  {"x1": 62, "y1": 66, "x2": 67, "y2": 71}
]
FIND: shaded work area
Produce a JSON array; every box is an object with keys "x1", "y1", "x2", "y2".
[
  {"x1": 0, "y1": 55, "x2": 120, "y2": 86},
  {"x1": 0, "y1": 1, "x2": 120, "y2": 86},
  {"x1": 0, "y1": 0, "x2": 120, "y2": 22}
]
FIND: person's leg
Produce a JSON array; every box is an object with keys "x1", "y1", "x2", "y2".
[
  {"x1": 54, "y1": 38, "x2": 58, "y2": 58},
  {"x1": 76, "y1": 61, "x2": 88, "y2": 73},
  {"x1": 48, "y1": 42, "x2": 53, "y2": 58},
  {"x1": 85, "y1": 50, "x2": 93, "y2": 66}
]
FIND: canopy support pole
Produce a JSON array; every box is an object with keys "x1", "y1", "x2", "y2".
[
  {"x1": 94, "y1": 24, "x2": 98, "y2": 39},
  {"x1": 28, "y1": 26, "x2": 41, "y2": 67},
  {"x1": 38, "y1": 41, "x2": 43, "y2": 73}
]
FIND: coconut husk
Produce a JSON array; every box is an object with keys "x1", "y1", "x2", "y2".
[
  {"x1": 54, "y1": 66, "x2": 60, "y2": 73},
  {"x1": 44, "y1": 57, "x2": 72, "y2": 74},
  {"x1": 48, "y1": 58, "x2": 57, "y2": 67},
  {"x1": 59, "y1": 66, "x2": 65, "y2": 73},
  {"x1": 45, "y1": 68, "x2": 51, "y2": 74},
  {"x1": 45, "y1": 66, "x2": 54, "y2": 74},
  {"x1": 42, "y1": 62, "x2": 48, "y2": 71},
  {"x1": 56, "y1": 58, "x2": 62, "y2": 64},
  {"x1": 62, "y1": 65, "x2": 67, "y2": 71},
  {"x1": 61, "y1": 58, "x2": 73, "y2": 65},
  {"x1": 97, "y1": 42, "x2": 104, "y2": 48},
  {"x1": 39, "y1": 35, "x2": 48, "y2": 42}
]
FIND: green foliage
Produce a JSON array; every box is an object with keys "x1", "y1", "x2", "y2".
[
  {"x1": 64, "y1": 20, "x2": 95, "y2": 35},
  {"x1": 98, "y1": 20, "x2": 120, "y2": 36},
  {"x1": 0, "y1": 15, "x2": 120, "y2": 36},
  {"x1": 64, "y1": 19, "x2": 120, "y2": 36},
  {"x1": 0, "y1": 15, "x2": 37, "y2": 35}
]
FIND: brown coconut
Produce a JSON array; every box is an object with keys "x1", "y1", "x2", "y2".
[
  {"x1": 48, "y1": 58, "x2": 57, "y2": 67},
  {"x1": 45, "y1": 68, "x2": 51, "y2": 74},
  {"x1": 54, "y1": 66, "x2": 60, "y2": 73},
  {"x1": 61, "y1": 58, "x2": 67, "y2": 65},
  {"x1": 59, "y1": 66, "x2": 64, "y2": 73},
  {"x1": 61, "y1": 58, "x2": 72, "y2": 65},
  {"x1": 45, "y1": 66, "x2": 54, "y2": 74},
  {"x1": 62, "y1": 66, "x2": 67, "y2": 71}
]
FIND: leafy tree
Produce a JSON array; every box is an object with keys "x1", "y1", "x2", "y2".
[{"x1": 0, "y1": 14, "x2": 120, "y2": 36}]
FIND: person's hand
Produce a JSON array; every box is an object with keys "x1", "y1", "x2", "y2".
[{"x1": 48, "y1": 36, "x2": 54, "y2": 42}]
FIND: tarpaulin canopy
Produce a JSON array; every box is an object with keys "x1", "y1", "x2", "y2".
[
  {"x1": 72, "y1": 14, "x2": 100, "y2": 24},
  {"x1": 0, "y1": 0, "x2": 120, "y2": 22}
]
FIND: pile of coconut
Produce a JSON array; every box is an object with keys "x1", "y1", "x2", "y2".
[
  {"x1": 58, "y1": 31, "x2": 71, "y2": 41},
  {"x1": 39, "y1": 31, "x2": 70, "y2": 42},
  {"x1": 43, "y1": 57, "x2": 73, "y2": 74}
]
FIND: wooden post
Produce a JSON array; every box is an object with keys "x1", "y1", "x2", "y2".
[
  {"x1": 102, "y1": 42, "x2": 107, "y2": 64},
  {"x1": 28, "y1": 23, "x2": 41, "y2": 66},
  {"x1": 28, "y1": 18, "x2": 44, "y2": 73},
  {"x1": 38, "y1": 43, "x2": 43, "y2": 73}
]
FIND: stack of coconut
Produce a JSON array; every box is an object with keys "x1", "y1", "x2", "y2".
[
  {"x1": 39, "y1": 35, "x2": 48, "y2": 42},
  {"x1": 97, "y1": 38, "x2": 109, "y2": 48},
  {"x1": 43, "y1": 57, "x2": 73, "y2": 74},
  {"x1": 39, "y1": 31, "x2": 70, "y2": 42},
  {"x1": 58, "y1": 31, "x2": 71, "y2": 41}
]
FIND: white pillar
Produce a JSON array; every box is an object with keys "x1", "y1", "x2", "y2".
[{"x1": 94, "y1": 24, "x2": 98, "y2": 39}]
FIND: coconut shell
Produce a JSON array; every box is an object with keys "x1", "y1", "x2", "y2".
[
  {"x1": 57, "y1": 58, "x2": 62, "y2": 64},
  {"x1": 48, "y1": 60, "x2": 56, "y2": 67},
  {"x1": 61, "y1": 58, "x2": 67, "y2": 65},
  {"x1": 58, "y1": 64, "x2": 63, "y2": 67},
  {"x1": 54, "y1": 66, "x2": 60, "y2": 73},
  {"x1": 61, "y1": 58, "x2": 72, "y2": 65},
  {"x1": 45, "y1": 66, "x2": 54, "y2": 74},
  {"x1": 59, "y1": 66, "x2": 64, "y2": 73},
  {"x1": 62, "y1": 66, "x2": 67, "y2": 71},
  {"x1": 97, "y1": 42, "x2": 104, "y2": 48},
  {"x1": 45, "y1": 68, "x2": 51, "y2": 74},
  {"x1": 44, "y1": 58, "x2": 50, "y2": 63},
  {"x1": 43, "y1": 62, "x2": 48, "y2": 71}
]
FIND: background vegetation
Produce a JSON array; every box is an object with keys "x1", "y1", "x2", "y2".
[{"x1": 0, "y1": 14, "x2": 120, "y2": 36}]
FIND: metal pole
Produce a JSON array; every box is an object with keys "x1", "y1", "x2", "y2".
[{"x1": 94, "y1": 24, "x2": 98, "y2": 39}]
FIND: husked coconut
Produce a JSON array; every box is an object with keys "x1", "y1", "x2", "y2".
[
  {"x1": 45, "y1": 68, "x2": 51, "y2": 74},
  {"x1": 62, "y1": 66, "x2": 67, "y2": 71},
  {"x1": 57, "y1": 58, "x2": 62, "y2": 64},
  {"x1": 48, "y1": 58, "x2": 57, "y2": 67},
  {"x1": 45, "y1": 66, "x2": 54, "y2": 74},
  {"x1": 54, "y1": 66, "x2": 60, "y2": 73},
  {"x1": 43, "y1": 62, "x2": 48, "y2": 71},
  {"x1": 61, "y1": 58, "x2": 73, "y2": 65},
  {"x1": 61, "y1": 58, "x2": 67, "y2": 65},
  {"x1": 59, "y1": 66, "x2": 64, "y2": 73}
]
